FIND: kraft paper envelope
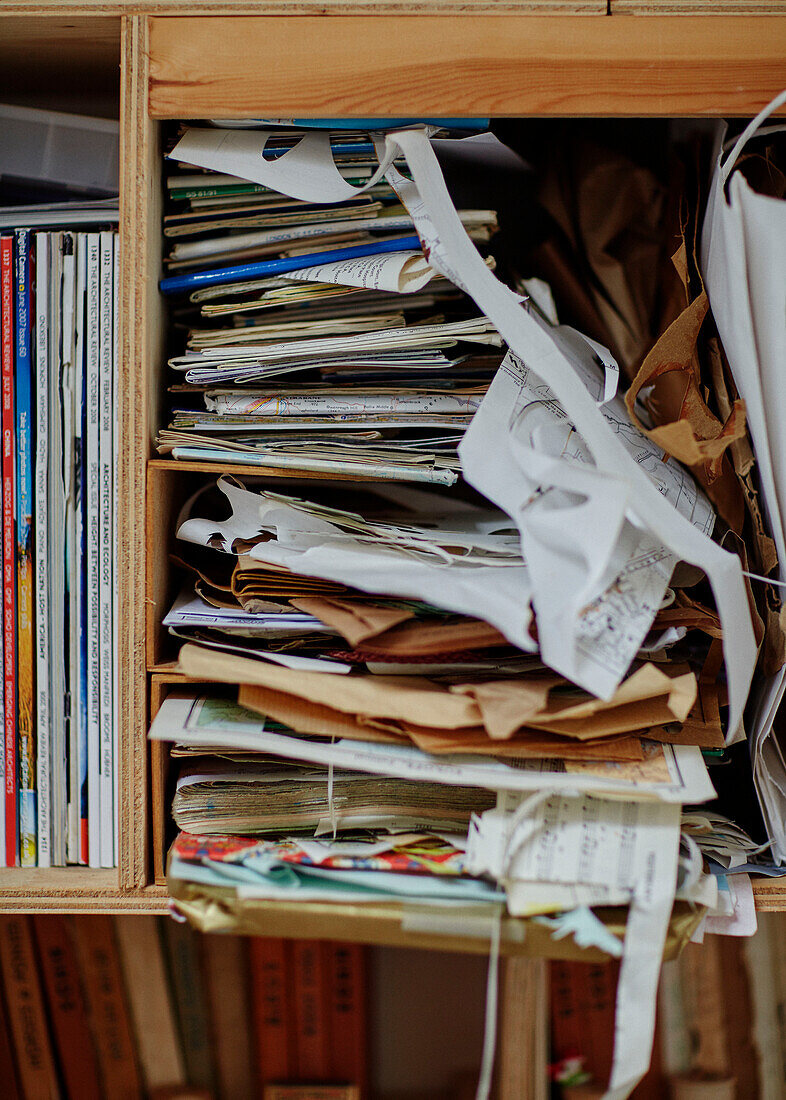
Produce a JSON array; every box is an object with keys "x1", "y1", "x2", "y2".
[
  {"x1": 237, "y1": 683, "x2": 648, "y2": 762},
  {"x1": 179, "y1": 643, "x2": 482, "y2": 729},
  {"x1": 292, "y1": 595, "x2": 507, "y2": 653},
  {"x1": 454, "y1": 664, "x2": 696, "y2": 740},
  {"x1": 181, "y1": 644, "x2": 697, "y2": 743},
  {"x1": 290, "y1": 596, "x2": 414, "y2": 644}
]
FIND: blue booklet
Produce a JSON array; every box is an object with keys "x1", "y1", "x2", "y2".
[{"x1": 159, "y1": 234, "x2": 422, "y2": 296}]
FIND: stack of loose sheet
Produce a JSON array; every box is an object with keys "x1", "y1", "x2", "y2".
[
  {"x1": 151, "y1": 116, "x2": 786, "y2": 1099},
  {"x1": 159, "y1": 127, "x2": 502, "y2": 485}
]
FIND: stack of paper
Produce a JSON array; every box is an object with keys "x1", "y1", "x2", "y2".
[
  {"x1": 149, "y1": 117, "x2": 786, "y2": 1100},
  {"x1": 159, "y1": 127, "x2": 502, "y2": 484}
]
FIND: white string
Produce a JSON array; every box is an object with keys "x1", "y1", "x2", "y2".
[
  {"x1": 473, "y1": 791, "x2": 551, "y2": 1100},
  {"x1": 722, "y1": 122, "x2": 786, "y2": 154},
  {"x1": 721, "y1": 89, "x2": 786, "y2": 183},
  {"x1": 475, "y1": 904, "x2": 503, "y2": 1100},
  {"x1": 743, "y1": 569, "x2": 786, "y2": 588},
  {"x1": 327, "y1": 739, "x2": 337, "y2": 839},
  {"x1": 501, "y1": 790, "x2": 553, "y2": 878}
]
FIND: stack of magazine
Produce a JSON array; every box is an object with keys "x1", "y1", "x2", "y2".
[
  {"x1": 158, "y1": 126, "x2": 502, "y2": 483},
  {"x1": 0, "y1": 213, "x2": 119, "y2": 868}
]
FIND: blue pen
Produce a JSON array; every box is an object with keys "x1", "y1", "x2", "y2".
[{"x1": 159, "y1": 234, "x2": 423, "y2": 295}]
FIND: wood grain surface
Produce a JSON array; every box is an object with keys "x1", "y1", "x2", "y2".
[
  {"x1": 2, "y1": 0, "x2": 784, "y2": 13},
  {"x1": 149, "y1": 14, "x2": 786, "y2": 118},
  {"x1": 0, "y1": 1, "x2": 604, "y2": 14}
]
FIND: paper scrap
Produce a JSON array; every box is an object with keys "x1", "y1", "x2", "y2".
[{"x1": 467, "y1": 791, "x2": 681, "y2": 1098}]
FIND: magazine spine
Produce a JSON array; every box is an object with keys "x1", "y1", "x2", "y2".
[
  {"x1": 72, "y1": 234, "x2": 88, "y2": 864},
  {"x1": 84, "y1": 233, "x2": 100, "y2": 867},
  {"x1": 61, "y1": 231, "x2": 78, "y2": 864},
  {"x1": 48, "y1": 232, "x2": 67, "y2": 866},
  {"x1": 98, "y1": 230, "x2": 114, "y2": 868},
  {"x1": 33, "y1": 232, "x2": 50, "y2": 868},
  {"x1": 111, "y1": 233, "x2": 119, "y2": 861},
  {"x1": 0, "y1": 235, "x2": 12, "y2": 867},
  {"x1": 14, "y1": 228, "x2": 35, "y2": 868}
]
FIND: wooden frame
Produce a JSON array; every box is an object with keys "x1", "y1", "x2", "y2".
[
  {"x1": 0, "y1": 4, "x2": 784, "y2": 925},
  {"x1": 148, "y1": 14, "x2": 786, "y2": 118}
]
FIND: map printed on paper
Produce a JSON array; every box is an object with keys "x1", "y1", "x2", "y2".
[{"x1": 205, "y1": 392, "x2": 482, "y2": 417}]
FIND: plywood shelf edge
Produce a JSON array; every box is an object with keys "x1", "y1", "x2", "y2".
[{"x1": 0, "y1": 871, "x2": 170, "y2": 913}]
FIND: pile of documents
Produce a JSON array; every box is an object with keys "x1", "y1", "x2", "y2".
[
  {"x1": 158, "y1": 127, "x2": 502, "y2": 484},
  {"x1": 151, "y1": 113, "x2": 786, "y2": 1099}
]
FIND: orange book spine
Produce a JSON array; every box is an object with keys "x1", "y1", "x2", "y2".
[
  {"x1": 325, "y1": 942, "x2": 367, "y2": 1095},
  {"x1": 71, "y1": 915, "x2": 142, "y2": 1099},
  {"x1": 581, "y1": 961, "x2": 617, "y2": 1087},
  {"x1": 33, "y1": 916, "x2": 102, "y2": 1100},
  {"x1": 292, "y1": 940, "x2": 329, "y2": 1082},
  {"x1": 0, "y1": 915, "x2": 59, "y2": 1098},
  {"x1": 250, "y1": 937, "x2": 295, "y2": 1087},
  {"x1": 0, "y1": 971, "x2": 20, "y2": 1099},
  {"x1": 550, "y1": 960, "x2": 618, "y2": 1088},
  {"x1": 549, "y1": 960, "x2": 584, "y2": 1064}
]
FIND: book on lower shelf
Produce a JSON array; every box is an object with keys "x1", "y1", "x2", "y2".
[{"x1": 0, "y1": 914, "x2": 370, "y2": 1100}]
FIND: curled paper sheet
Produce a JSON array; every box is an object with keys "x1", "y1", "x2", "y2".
[
  {"x1": 282, "y1": 250, "x2": 438, "y2": 294},
  {"x1": 169, "y1": 127, "x2": 401, "y2": 203},
  {"x1": 177, "y1": 476, "x2": 539, "y2": 655},
  {"x1": 170, "y1": 123, "x2": 757, "y2": 737},
  {"x1": 459, "y1": 346, "x2": 711, "y2": 699},
  {"x1": 702, "y1": 91, "x2": 786, "y2": 859},
  {"x1": 385, "y1": 127, "x2": 756, "y2": 739}
]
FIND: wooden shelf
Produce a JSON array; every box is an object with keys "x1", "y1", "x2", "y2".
[
  {"x1": 168, "y1": 885, "x2": 612, "y2": 959},
  {"x1": 751, "y1": 878, "x2": 786, "y2": 912},
  {"x1": 0, "y1": 870, "x2": 169, "y2": 913},
  {"x1": 147, "y1": 14, "x2": 786, "y2": 119},
  {"x1": 0, "y1": 0, "x2": 607, "y2": 15},
  {"x1": 0, "y1": 2, "x2": 783, "y2": 921}
]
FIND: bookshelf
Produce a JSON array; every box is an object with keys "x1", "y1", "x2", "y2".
[{"x1": 0, "y1": 2, "x2": 784, "y2": 937}]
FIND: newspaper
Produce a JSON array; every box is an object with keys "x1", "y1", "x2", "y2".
[{"x1": 460, "y1": 347, "x2": 713, "y2": 698}]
